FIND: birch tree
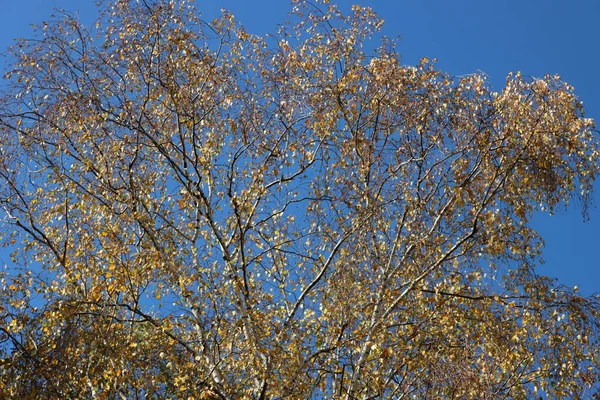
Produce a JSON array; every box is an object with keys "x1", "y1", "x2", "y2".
[{"x1": 0, "y1": 1, "x2": 598, "y2": 398}]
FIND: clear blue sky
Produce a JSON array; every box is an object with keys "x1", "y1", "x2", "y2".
[{"x1": 1, "y1": 0, "x2": 598, "y2": 295}]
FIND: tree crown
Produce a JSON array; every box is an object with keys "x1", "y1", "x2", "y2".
[{"x1": 0, "y1": 1, "x2": 598, "y2": 398}]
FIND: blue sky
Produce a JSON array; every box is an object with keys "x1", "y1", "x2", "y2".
[{"x1": 1, "y1": 0, "x2": 598, "y2": 295}]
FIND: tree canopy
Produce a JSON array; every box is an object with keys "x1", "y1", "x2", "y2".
[{"x1": 0, "y1": 1, "x2": 599, "y2": 398}]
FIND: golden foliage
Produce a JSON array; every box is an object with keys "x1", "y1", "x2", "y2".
[{"x1": 0, "y1": 1, "x2": 598, "y2": 398}]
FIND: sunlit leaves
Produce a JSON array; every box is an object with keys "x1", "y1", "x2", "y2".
[{"x1": 0, "y1": 0, "x2": 598, "y2": 399}]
